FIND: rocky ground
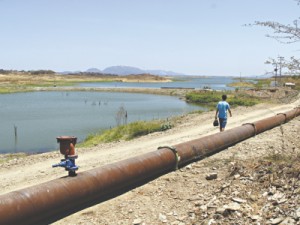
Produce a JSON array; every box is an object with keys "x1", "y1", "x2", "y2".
[
  {"x1": 0, "y1": 91, "x2": 299, "y2": 225},
  {"x1": 54, "y1": 113, "x2": 300, "y2": 225}
]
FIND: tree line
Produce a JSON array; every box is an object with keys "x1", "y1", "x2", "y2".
[{"x1": 0, "y1": 69, "x2": 55, "y2": 75}]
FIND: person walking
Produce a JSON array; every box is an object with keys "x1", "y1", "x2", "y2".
[{"x1": 215, "y1": 94, "x2": 232, "y2": 132}]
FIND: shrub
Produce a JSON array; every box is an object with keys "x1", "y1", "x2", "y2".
[
  {"x1": 186, "y1": 91, "x2": 261, "y2": 108},
  {"x1": 79, "y1": 120, "x2": 173, "y2": 147}
]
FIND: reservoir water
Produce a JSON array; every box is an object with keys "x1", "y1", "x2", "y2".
[
  {"x1": 78, "y1": 76, "x2": 235, "y2": 90},
  {"x1": 0, "y1": 91, "x2": 203, "y2": 154}
]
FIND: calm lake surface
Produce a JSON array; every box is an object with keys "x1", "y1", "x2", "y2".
[
  {"x1": 78, "y1": 76, "x2": 235, "y2": 90},
  {"x1": 0, "y1": 91, "x2": 203, "y2": 154}
]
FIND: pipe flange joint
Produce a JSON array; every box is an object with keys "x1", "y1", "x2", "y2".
[
  {"x1": 157, "y1": 146, "x2": 181, "y2": 170},
  {"x1": 277, "y1": 113, "x2": 287, "y2": 123},
  {"x1": 243, "y1": 123, "x2": 257, "y2": 136}
]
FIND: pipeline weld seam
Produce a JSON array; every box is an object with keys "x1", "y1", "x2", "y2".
[{"x1": 157, "y1": 146, "x2": 181, "y2": 170}]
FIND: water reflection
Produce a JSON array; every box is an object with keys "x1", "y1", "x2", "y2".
[
  {"x1": 0, "y1": 91, "x2": 204, "y2": 153},
  {"x1": 78, "y1": 76, "x2": 235, "y2": 90}
]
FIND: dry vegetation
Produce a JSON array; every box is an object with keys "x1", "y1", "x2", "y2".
[
  {"x1": 51, "y1": 101, "x2": 300, "y2": 225},
  {"x1": 0, "y1": 72, "x2": 171, "y2": 93},
  {"x1": 0, "y1": 72, "x2": 299, "y2": 224}
]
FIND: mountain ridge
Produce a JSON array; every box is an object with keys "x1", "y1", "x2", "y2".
[
  {"x1": 61, "y1": 66, "x2": 183, "y2": 76},
  {"x1": 100, "y1": 66, "x2": 183, "y2": 76}
]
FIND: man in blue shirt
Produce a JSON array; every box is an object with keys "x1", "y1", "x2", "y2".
[{"x1": 215, "y1": 94, "x2": 232, "y2": 132}]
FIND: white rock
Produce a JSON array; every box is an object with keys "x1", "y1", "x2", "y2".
[
  {"x1": 295, "y1": 207, "x2": 300, "y2": 219},
  {"x1": 132, "y1": 218, "x2": 142, "y2": 225},
  {"x1": 224, "y1": 202, "x2": 241, "y2": 211},
  {"x1": 216, "y1": 207, "x2": 226, "y2": 214},
  {"x1": 186, "y1": 165, "x2": 192, "y2": 170},
  {"x1": 200, "y1": 205, "x2": 207, "y2": 211},
  {"x1": 159, "y1": 213, "x2": 167, "y2": 222},
  {"x1": 232, "y1": 197, "x2": 247, "y2": 203},
  {"x1": 251, "y1": 215, "x2": 262, "y2": 221},
  {"x1": 280, "y1": 217, "x2": 296, "y2": 225},
  {"x1": 234, "y1": 174, "x2": 241, "y2": 179},
  {"x1": 208, "y1": 219, "x2": 216, "y2": 225},
  {"x1": 269, "y1": 217, "x2": 284, "y2": 224}
]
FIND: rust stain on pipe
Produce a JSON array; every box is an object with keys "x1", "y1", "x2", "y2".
[
  {"x1": 0, "y1": 107, "x2": 299, "y2": 225},
  {"x1": 176, "y1": 124, "x2": 254, "y2": 166},
  {"x1": 0, "y1": 149, "x2": 176, "y2": 225}
]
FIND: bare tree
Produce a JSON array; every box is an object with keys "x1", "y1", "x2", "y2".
[
  {"x1": 254, "y1": 20, "x2": 300, "y2": 44},
  {"x1": 253, "y1": 0, "x2": 300, "y2": 75},
  {"x1": 286, "y1": 56, "x2": 300, "y2": 74},
  {"x1": 253, "y1": 0, "x2": 300, "y2": 43},
  {"x1": 264, "y1": 55, "x2": 300, "y2": 77}
]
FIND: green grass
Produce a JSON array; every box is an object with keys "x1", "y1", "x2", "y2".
[
  {"x1": 0, "y1": 86, "x2": 33, "y2": 94},
  {"x1": 185, "y1": 91, "x2": 221, "y2": 109},
  {"x1": 78, "y1": 120, "x2": 173, "y2": 147},
  {"x1": 253, "y1": 76, "x2": 300, "y2": 90},
  {"x1": 228, "y1": 81, "x2": 256, "y2": 88},
  {"x1": 228, "y1": 93, "x2": 261, "y2": 107},
  {"x1": 185, "y1": 91, "x2": 261, "y2": 109},
  {"x1": 253, "y1": 78, "x2": 273, "y2": 89},
  {"x1": 188, "y1": 110, "x2": 205, "y2": 115}
]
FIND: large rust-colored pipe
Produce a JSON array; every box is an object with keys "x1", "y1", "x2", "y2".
[{"x1": 0, "y1": 107, "x2": 299, "y2": 225}]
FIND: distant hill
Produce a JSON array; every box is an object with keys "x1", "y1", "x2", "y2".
[
  {"x1": 60, "y1": 66, "x2": 184, "y2": 76},
  {"x1": 86, "y1": 68, "x2": 102, "y2": 73},
  {"x1": 102, "y1": 66, "x2": 144, "y2": 75},
  {"x1": 145, "y1": 69, "x2": 182, "y2": 76},
  {"x1": 102, "y1": 66, "x2": 183, "y2": 76},
  {"x1": 59, "y1": 70, "x2": 81, "y2": 75}
]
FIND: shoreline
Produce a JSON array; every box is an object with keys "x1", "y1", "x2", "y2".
[
  {"x1": 1, "y1": 87, "x2": 298, "y2": 156},
  {"x1": 0, "y1": 96, "x2": 299, "y2": 224},
  {"x1": 34, "y1": 86, "x2": 197, "y2": 99},
  {"x1": 0, "y1": 87, "x2": 201, "y2": 156}
]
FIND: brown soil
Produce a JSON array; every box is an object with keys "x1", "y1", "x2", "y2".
[
  {"x1": 0, "y1": 73, "x2": 171, "y2": 85},
  {"x1": 0, "y1": 91, "x2": 299, "y2": 224}
]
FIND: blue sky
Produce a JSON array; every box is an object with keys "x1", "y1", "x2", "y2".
[{"x1": 0, "y1": 0, "x2": 299, "y2": 76}]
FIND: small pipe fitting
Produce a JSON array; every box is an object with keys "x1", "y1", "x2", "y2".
[
  {"x1": 54, "y1": 136, "x2": 78, "y2": 176},
  {"x1": 1, "y1": 108, "x2": 299, "y2": 225}
]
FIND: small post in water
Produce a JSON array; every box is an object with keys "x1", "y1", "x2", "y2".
[{"x1": 14, "y1": 125, "x2": 18, "y2": 152}]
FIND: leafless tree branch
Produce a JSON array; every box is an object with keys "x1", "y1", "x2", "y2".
[
  {"x1": 253, "y1": 1, "x2": 300, "y2": 75},
  {"x1": 254, "y1": 20, "x2": 300, "y2": 44},
  {"x1": 265, "y1": 56, "x2": 300, "y2": 75}
]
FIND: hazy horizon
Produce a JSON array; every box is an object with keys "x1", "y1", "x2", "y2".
[{"x1": 1, "y1": 1, "x2": 298, "y2": 76}]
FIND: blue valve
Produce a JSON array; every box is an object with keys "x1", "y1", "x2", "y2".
[
  {"x1": 54, "y1": 136, "x2": 79, "y2": 176},
  {"x1": 53, "y1": 156, "x2": 78, "y2": 176}
]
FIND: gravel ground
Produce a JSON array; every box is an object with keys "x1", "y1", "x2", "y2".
[
  {"x1": 0, "y1": 92, "x2": 299, "y2": 225},
  {"x1": 54, "y1": 114, "x2": 300, "y2": 225}
]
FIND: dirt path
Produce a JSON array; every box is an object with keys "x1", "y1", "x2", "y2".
[
  {"x1": 0, "y1": 95, "x2": 299, "y2": 224},
  {"x1": 0, "y1": 97, "x2": 298, "y2": 195}
]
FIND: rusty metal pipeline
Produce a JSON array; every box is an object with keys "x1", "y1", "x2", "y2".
[{"x1": 0, "y1": 107, "x2": 299, "y2": 225}]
